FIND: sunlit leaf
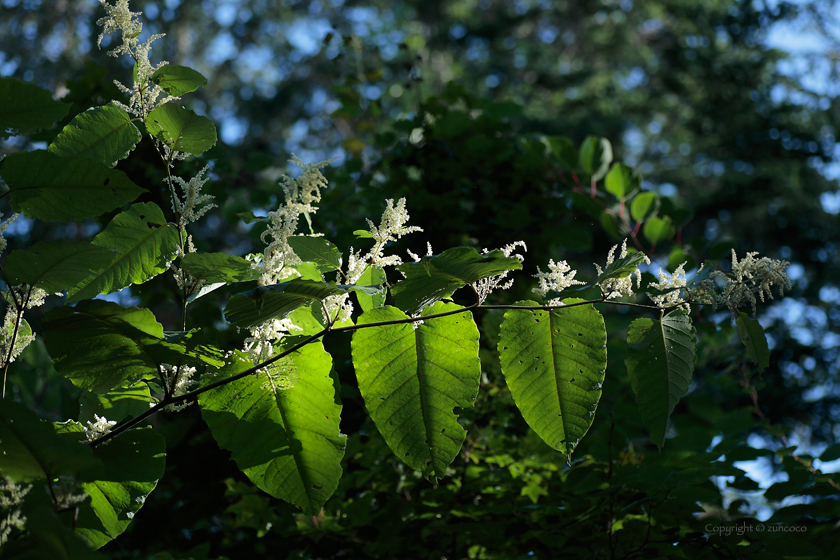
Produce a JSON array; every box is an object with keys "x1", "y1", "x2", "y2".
[
  {"x1": 146, "y1": 103, "x2": 217, "y2": 156},
  {"x1": 3, "y1": 239, "x2": 117, "y2": 294},
  {"x1": 48, "y1": 103, "x2": 141, "y2": 167}
]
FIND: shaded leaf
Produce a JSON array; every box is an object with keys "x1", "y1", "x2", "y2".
[
  {"x1": 180, "y1": 252, "x2": 260, "y2": 285},
  {"x1": 391, "y1": 246, "x2": 522, "y2": 314},
  {"x1": 224, "y1": 279, "x2": 345, "y2": 329},
  {"x1": 79, "y1": 382, "x2": 153, "y2": 424},
  {"x1": 0, "y1": 151, "x2": 145, "y2": 222},
  {"x1": 68, "y1": 202, "x2": 180, "y2": 302},
  {"x1": 736, "y1": 312, "x2": 770, "y2": 371},
  {"x1": 0, "y1": 77, "x2": 70, "y2": 138},
  {"x1": 595, "y1": 251, "x2": 647, "y2": 285},
  {"x1": 3, "y1": 240, "x2": 117, "y2": 293},
  {"x1": 351, "y1": 302, "x2": 480, "y2": 481},
  {"x1": 643, "y1": 216, "x2": 675, "y2": 245},
  {"x1": 625, "y1": 309, "x2": 697, "y2": 448},
  {"x1": 579, "y1": 136, "x2": 612, "y2": 181},
  {"x1": 48, "y1": 103, "x2": 141, "y2": 167},
  {"x1": 630, "y1": 192, "x2": 659, "y2": 222},
  {"x1": 199, "y1": 344, "x2": 345, "y2": 515},
  {"x1": 498, "y1": 300, "x2": 606, "y2": 457},
  {"x1": 287, "y1": 236, "x2": 342, "y2": 272}
]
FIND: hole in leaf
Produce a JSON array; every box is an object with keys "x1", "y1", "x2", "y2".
[
  {"x1": 103, "y1": 177, "x2": 110, "y2": 186},
  {"x1": 570, "y1": 378, "x2": 575, "y2": 383},
  {"x1": 311, "y1": 484, "x2": 323, "y2": 490}
]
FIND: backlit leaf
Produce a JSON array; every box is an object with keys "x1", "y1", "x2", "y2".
[
  {"x1": 146, "y1": 103, "x2": 217, "y2": 156},
  {"x1": 48, "y1": 103, "x2": 141, "y2": 167}
]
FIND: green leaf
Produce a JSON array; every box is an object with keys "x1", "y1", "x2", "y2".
[
  {"x1": 0, "y1": 77, "x2": 70, "y2": 138},
  {"x1": 79, "y1": 382, "x2": 153, "y2": 424},
  {"x1": 287, "y1": 236, "x2": 343, "y2": 272},
  {"x1": 67, "y1": 202, "x2": 180, "y2": 302},
  {"x1": 199, "y1": 344, "x2": 346, "y2": 516},
  {"x1": 642, "y1": 216, "x2": 675, "y2": 245},
  {"x1": 605, "y1": 163, "x2": 640, "y2": 200},
  {"x1": 224, "y1": 279, "x2": 345, "y2": 329},
  {"x1": 42, "y1": 300, "x2": 205, "y2": 394},
  {"x1": 819, "y1": 443, "x2": 840, "y2": 462},
  {"x1": 351, "y1": 302, "x2": 481, "y2": 481},
  {"x1": 48, "y1": 103, "x2": 141, "y2": 167},
  {"x1": 0, "y1": 151, "x2": 146, "y2": 222},
  {"x1": 3, "y1": 240, "x2": 117, "y2": 293},
  {"x1": 736, "y1": 312, "x2": 770, "y2": 371},
  {"x1": 0, "y1": 399, "x2": 101, "y2": 482},
  {"x1": 579, "y1": 136, "x2": 612, "y2": 181},
  {"x1": 625, "y1": 309, "x2": 697, "y2": 448},
  {"x1": 391, "y1": 246, "x2": 522, "y2": 314},
  {"x1": 355, "y1": 265, "x2": 387, "y2": 311},
  {"x1": 151, "y1": 65, "x2": 207, "y2": 96},
  {"x1": 595, "y1": 251, "x2": 647, "y2": 285},
  {"x1": 236, "y1": 211, "x2": 268, "y2": 224},
  {"x1": 543, "y1": 135, "x2": 578, "y2": 170},
  {"x1": 498, "y1": 300, "x2": 606, "y2": 457},
  {"x1": 180, "y1": 252, "x2": 260, "y2": 285},
  {"x1": 353, "y1": 229, "x2": 373, "y2": 239},
  {"x1": 630, "y1": 192, "x2": 660, "y2": 222},
  {"x1": 55, "y1": 425, "x2": 165, "y2": 549},
  {"x1": 146, "y1": 103, "x2": 217, "y2": 156}
]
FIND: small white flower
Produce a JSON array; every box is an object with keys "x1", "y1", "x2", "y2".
[
  {"x1": 723, "y1": 250, "x2": 792, "y2": 316},
  {"x1": 532, "y1": 258, "x2": 586, "y2": 304},
  {"x1": 647, "y1": 262, "x2": 689, "y2": 308},
  {"x1": 167, "y1": 165, "x2": 216, "y2": 226},
  {"x1": 84, "y1": 414, "x2": 117, "y2": 442},
  {"x1": 161, "y1": 364, "x2": 199, "y2": 412},
  {"x1": 0, "y1": 212, "x2": 17, "y2": 258},
  {"x1": 593, "y1": 239, "x2": 649, "y2": 300},
  {"x1": 474, "y1": 241, "x2": 527, "y2": 304}
]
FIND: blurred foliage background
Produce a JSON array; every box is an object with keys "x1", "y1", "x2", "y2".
[{"x1": 2, "y1": 0, "x2": 840, "y2": 558}]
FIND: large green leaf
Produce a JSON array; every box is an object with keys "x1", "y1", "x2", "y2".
[
  {"x1": 151, "y1": 65, "x2": 207, "y2": 96},
  {"x1": 146, "y1": 103, "x2": 217, "y2": 156},
  {"x1": 199, "y1": 344, "x2": 346, "y2": 516},
  {"x1": 0, "y1": 399, "x2": 101, "y2": 483},
  {"x1": 180, "y1": 252, "x2": 260, "y2": 284},
  {"x1": 287, "y1": 236, "x2": 343, "y2": 272},
  {"x1": 391, "y1": 246, "x2": 522, "y2": 314},
  {"x1": 0, "y1": 77, "x2": 70, "y2": 138},
  {"x1": 350, "y1": 302, "x2": 481, "y2": 481},
  {"x1": 41, "y1": 300, "x2": 205, "y2": 394},
  {"x1": 498, "y1": 300, "x2": 606, "y2": 457},
  {"x1": 68, "y1": 202, "x2": 180, "y2": 302},
  {"x1": 224, "y1": 279, "x2": 345, "y2": 328},
  {"x1": 78, "y1": 382, "x2": 153, "y2": 424},
  {"x1": 48, "y1": 103, "x2": 141, "y2": 167},
  {"x1": 0, "y1": 151, "x2": 146, "y2": 222},
  {"x1": 3, "y1": 240, "x2": 117, "y2": 293},
  {"x1": 625, "y1": 309, "x2": 697, "y2": 448},
  {"x1": 736, "y1": 312, "x2": 770, "y2": 371},
  {"x1": 53, "y1": 423, "x2": 165, "y2": 549}
]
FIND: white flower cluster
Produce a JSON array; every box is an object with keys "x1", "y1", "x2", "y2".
[
  {"x1": 593, "y1": 240, "x2": 649, "y2": 299},
  {"x1": 258, "y1": 156, "x2": 336, "y2": 287},
  {"x1": 723, "y1": 250, "x2": 792, "y2": 316},
  {"x1": 1, "y1": 477, "x2": 31, "y2": 547},
  {"x1": 532, "y1": 258, "x2": 586, "y2": 305},
  {"x1": 84, "y1": 414, "x2": 117, "y2": 443},
  {"x1": 475, "y1": 241, "x2": 528, "y2": 304},
  {"x1": 1, "y1": 286, "x2": 49, "y2": 370},
  {"x1": 161, "y1": 364, "x2": 198, "y2": 412},
  {"x1": 96, "y1": 0, "x2": 175, "y2": 118},
  {"x1": 0, "y1": 212, "x2": 17, "y2": 258},
  {"x1": 647, "y1": 262, "x2": 690, "y2": 309},
  {"x1": 50, "y1": 475, "x2": 89, "y2": 510},
  {"x1": 244, "y1": 318, "x2": 302, "y2": 370},
  {"x1": 167, "y1": 165, "x2": 216, "y2": 227}
]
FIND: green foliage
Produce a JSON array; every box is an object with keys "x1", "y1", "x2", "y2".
[
  {"x1": 145, "y1": 104, "x2": 217, "y2": 156},
  {"x1": 0, "y1": 77, "x2": 70, "y2": 138},
  {"x1": 351, "y1": 302, "x2": 480, "y2": 481},
  {"x1": 48, "y1": 103, "x2": 141, "y2": 167},
  {"x1": 498, "y1": 300, "x2": 606, "y2": 458}
]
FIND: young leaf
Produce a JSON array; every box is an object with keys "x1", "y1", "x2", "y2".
[
  {"x1": 351, "y1": 302, "x2": 481, "y2": 482},
  {"x1": 287, "y1": 235, "x2": 343, "y2": 272},
  {"x1": 642, "y1": 215, "x2": 675, "y2": 245},
  {"x1": 3, "y1": 240, "x2": 117, "y2": 294},
  {"x1": 41, "y1": 300, "x2": 206, "y2": 394},
  {"x1": 498, "y1": 300, "x2": 607, "y2": 458},
  {"x1": 391, "y1": 246, "x2": 522, "y2": 314},
  {"x1": 630, "y1": 191, "x2": 660, "y2": 222},
  {"x1": 236, "y1": 211, "x2": 268, "y2": 224},
  {"x1": 199, "y1": 344, "x2": 345, "y2": 516},
  {"x1": 151, "y1": 65, "x2": 207, "y2": 96},
  {"x1": 224, "y1": 279, "x2": 345, "y2": 329},
  {"x1": 146, "y1": 103, "x2": 217, "y2": 156},
  {"x1": 0, "y1": 151, "x2": 145, "y2": 222},
  {"x1": 354, "y1": 265, "x2": 387, "y2": 311},
  {"x1": 180, "y1": 252, "x2": 260, "y2": 285},
  {"x1": 595, "y1": 251, "x2": 647, "y2": 285},
  {"x1": 625, "y1": 309, "x2": 697, "y2": 448},
  {"x1": 53, "y1": 423, "x2": 165, "y2": 550},
  {"x1": 579, "y1": 136, "x2": 613, "y2": 181},
  {"x1": 0, "y1": 77, "x2": 70, "y2": 138},
  {"x1": 605, "y1": 163, "x2": 640, "y2": 200},
  {"x1": 736, "y1": 312, "x2": 770, "y2": 371},
  {"x1": 68, "y1": 202, "x2": 180, "y2": 302},
  {"x1": 0, "y1": 399, "x2": 101, "y2": 482},
  {"x1": 48, "y1": 103, "x2": 141, "y2": 167}
]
